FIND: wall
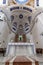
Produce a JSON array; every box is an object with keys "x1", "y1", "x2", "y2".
[
  {"x1": 32, "y1": 13, "x2": 43, "y2": 48},
  {"x1": 0, "y1": 22, "x2": 10, "y2": 48},
  {"x1": 26, "y1": 33, "x2": 34, "y2": 43}
]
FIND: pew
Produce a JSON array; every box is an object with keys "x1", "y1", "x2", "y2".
[{"x1": 0, "y1": 48, "x2": 6, "y2": 56}]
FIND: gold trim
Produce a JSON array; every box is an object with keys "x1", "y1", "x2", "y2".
[
  {"x1": 8, "y1": 0, "x2": 34, "y2": 7},
  {"x1": 11, "y1": 10, "x2": 32, "y2": 15},
  {"x1": 12, "y1": 0, "x2": 16, "y2": 4},
  {"x1": 12, "y1": 0, "x2": 34, "y2": 7},
  {"x1": 26, "y1": 0, "x2": 34, "y2": 7}
]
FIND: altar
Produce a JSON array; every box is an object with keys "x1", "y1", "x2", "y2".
[{"x1": 6, "y1": 43, "x2": 36, "y2": 56}]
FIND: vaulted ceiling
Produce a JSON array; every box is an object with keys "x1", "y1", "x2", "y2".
[{"x1": 8, "y1": 0, "x2": 34, "y2": 7}]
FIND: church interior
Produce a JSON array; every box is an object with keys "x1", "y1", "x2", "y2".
[{"x1": 0, "y1": 0, "x2": 43, "y2": 65}]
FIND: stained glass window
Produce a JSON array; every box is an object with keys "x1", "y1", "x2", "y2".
[{"x1": 15, "y1": 0, "x2": 28, "y2": 4}]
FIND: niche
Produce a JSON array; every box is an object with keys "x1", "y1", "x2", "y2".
[{"x1": 18, "y1": 35, "x2": 23, "y2": 42}]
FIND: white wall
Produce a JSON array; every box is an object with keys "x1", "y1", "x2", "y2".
[
  {"x1": 26, "y1": 33, "x2": 34, "y2": 43},
  {"x1": 32, "y1": 13, "x2": 43, "y2": 48},
  {"x1": 0, "y1": 22, "x2": 10, "y2": 48}
]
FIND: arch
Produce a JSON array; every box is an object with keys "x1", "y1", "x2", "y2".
[
  {"x1": 2, "y1": 5, "x2": 35, "y2": 34},
  {"x1": 30, "y1": 8, "x2": 43, "y2": 32}
]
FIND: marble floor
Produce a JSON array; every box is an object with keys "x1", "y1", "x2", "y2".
[
  {"x1": 0, "y1": 55, "x2": 43, "y2": 65},
  {"x1": 28, "y1": 55, "x2": 43, "y2": 65},
  {"x1": 29, "y1": 54, "x2": 43, "y2": 62}
]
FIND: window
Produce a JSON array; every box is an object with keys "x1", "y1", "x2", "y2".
[
  {"x1": 0, "y1": 0, "x2": 8, "y2": 6},
  {"x1": 0, "y1": 0, "x2": 3, "y2": 5},
  {"x1": 15, "y1": 0, "x2": 28, "y2": 4},
  {"x1": 39, "y1": 0, "x2": 43, "y2": 7},
  {"x1": 35, "y1": 0, "x2": 43, "y2": 7},
  {"x1": 3, "y1": 0, "x2": 6, "y2": 4}
]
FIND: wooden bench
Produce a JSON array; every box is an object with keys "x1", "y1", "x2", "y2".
[
  {"x1": 36, "y1": 48, "x2": 42, "y2": 54},
  {"x1": 0, "y1": 48, "x2": 6, "y2": 56}
]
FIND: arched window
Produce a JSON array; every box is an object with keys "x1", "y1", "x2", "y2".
[
  {"x1": 0, "y1": 0, "x2": 8, "y2": 6},
  {"x1": 39, "y1": 0, "x2": 43, "y2": 7},
  {"x1": 14, "y1": 0, "x2": 28, "y2": 4},
  {"x1": 35, "y1": 0, "x2": 43, "y2": 7}
]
